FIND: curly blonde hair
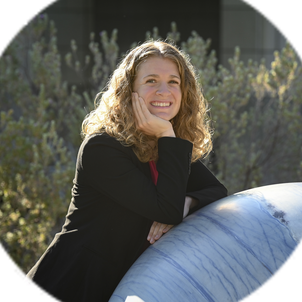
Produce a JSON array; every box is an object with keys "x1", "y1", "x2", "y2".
[{"x1": 82, "y1": 40, "x2": 212, "y2": 162}]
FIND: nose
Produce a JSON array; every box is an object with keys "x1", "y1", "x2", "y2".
[{"x1": 156, "y1": 82, "x2": 171, "y2": 97}]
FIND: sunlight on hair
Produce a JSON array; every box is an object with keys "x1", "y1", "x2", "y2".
[{"x1": 82, "y1": 40, "x2": 213, "y2": 163}]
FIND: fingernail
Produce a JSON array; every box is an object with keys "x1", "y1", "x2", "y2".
[{"x1": 155, "y1": 235, "x2": 159, "y2": 239}]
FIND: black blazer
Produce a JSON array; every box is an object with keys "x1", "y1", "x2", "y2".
[{"x1": 27, "y1": 133, "x2": 227, "y2": 302}]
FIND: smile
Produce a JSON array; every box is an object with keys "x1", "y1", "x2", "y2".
[{"x1": 151, "y1": 102, "x2": 171, "y2": 107}]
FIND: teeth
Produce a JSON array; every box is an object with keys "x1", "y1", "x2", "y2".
[{"x1": 151, "y1": 102, "x2": 171, "y2": 107}]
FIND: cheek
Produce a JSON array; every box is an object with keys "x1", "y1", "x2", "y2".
[
  {"x1": 139, "y1": 87, "x2": 154, "y2": 99},
  {"x1": 175, "y1": 92, "x2": 182, "y2": 113},
  {"x1": 175, "y1": 90, "x2": 182, "y2": 104}
]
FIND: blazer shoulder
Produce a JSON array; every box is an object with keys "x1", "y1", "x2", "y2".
[
  {"x1": 82, "y1": 133, "x2": 129, "y2": 150},
  {"x1": 79, "y1": 133, "x2": 135, "y2": 162}
]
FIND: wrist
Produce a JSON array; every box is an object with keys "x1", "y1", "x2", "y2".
[
  {"x1": 157, "y1": 128, "x2": 176, "y2": 138},
  {"x1": 185, "y1": 196, "x2": 198, "y2": 209}
]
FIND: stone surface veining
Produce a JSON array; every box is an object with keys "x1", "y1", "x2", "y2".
[{"x1": 109, "y1": 183, "x2": 302, "y2": 302}]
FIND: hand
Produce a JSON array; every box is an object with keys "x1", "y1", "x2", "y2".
[
  {"x1": 132, "y1": 93, "x2": 175, "y2": 138},
  {"x1": 147, "y1": 221, "x2": 174, "y2": 244}
]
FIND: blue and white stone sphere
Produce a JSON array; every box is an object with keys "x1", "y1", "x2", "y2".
[{"x1": 109, "y1": 183, "x2": 302, "y2": 302}]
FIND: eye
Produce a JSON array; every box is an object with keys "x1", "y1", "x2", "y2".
[
  {"x1": 169, "y1": 80, "x2": 180, "y2": 85},
  {"x1": 146, "y1": 79, "x2": 156, "y2": 84}
]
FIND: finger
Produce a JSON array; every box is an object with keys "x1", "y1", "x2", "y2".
[
  {"x1": 138, "y1": 96, "x2": 152, "y2": 120},
  {"x1": 163, "y1": 224, "x2": 173, "y2": 233},
  {"x1": 150, "y1": 222, "x2": 161, "y2": 243},
  {"x1": 132, "y1": 93, "x2": 142, "y2": 125},
  {"x1": 149, "y1": 221, "x2": 161, "y2": 244},
  {"x1": 156, "y1": 223, "x2": 168, "y2": 238},
  {"x1": 150, "y1": 223, "x2": 169, "y2": 244},
  {"x1": 137, "y1": 96, "x2": 154, "y2": 127},
  {"x1": 133, "y1": 93, "x2": 149, "y2": 129},
  {"x1": 147, "y1": 221, "x2": 157, "y2": 241}
]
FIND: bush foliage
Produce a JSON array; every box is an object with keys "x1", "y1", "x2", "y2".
[{"x1": 0, "y1": 16, "x2": 301, "y2": 272}]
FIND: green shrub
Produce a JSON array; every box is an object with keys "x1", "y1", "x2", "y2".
[
  {"x1": 0, "y1": 16, "x2": 301, "y2": 272},
  {"x1": 0, "y1": 110, "x2": 73, "y2": 271},
  {"x1": 0, "y1": 15, "x2": 76, "y2": 272},
  {"x1": 208, "y1": 44, "x2": 302, "y2": 193}
]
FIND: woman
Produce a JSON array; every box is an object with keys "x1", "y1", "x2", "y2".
[{"x1": 27, "y1": 40, "x2": 227, "y2": 301}]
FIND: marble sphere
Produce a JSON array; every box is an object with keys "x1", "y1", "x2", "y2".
[{"x1": 109, "y1": 183, "x2": 302, "y2": 302}]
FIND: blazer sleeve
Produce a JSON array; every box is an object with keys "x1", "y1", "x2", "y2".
[
  {"x1": 78, "y1": 134, "x2": 192, "y2": 225},
  {"x1": 186, "y1": 159, "x2": 228, "y2": 215}
]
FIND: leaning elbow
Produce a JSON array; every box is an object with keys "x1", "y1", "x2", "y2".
[{"x1": 220, "y1": 185, "x2": 228, "y2": 198}]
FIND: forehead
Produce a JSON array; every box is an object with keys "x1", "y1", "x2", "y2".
[{"x1": 136, "y1": 57, "x2": 180, "y2": 77}]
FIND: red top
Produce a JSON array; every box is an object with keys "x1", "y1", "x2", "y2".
[{"x1": 148, "y1": 160, "x2": 158, "y2": 185}]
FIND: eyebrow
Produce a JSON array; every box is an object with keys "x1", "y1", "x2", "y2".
[{"x1": 143, "y1": 74, "x2": 181, "y2": 80}]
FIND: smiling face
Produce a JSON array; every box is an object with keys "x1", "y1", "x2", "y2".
[{"x1": 133, "y1": 56, "x2": 182, "y2": 121}]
